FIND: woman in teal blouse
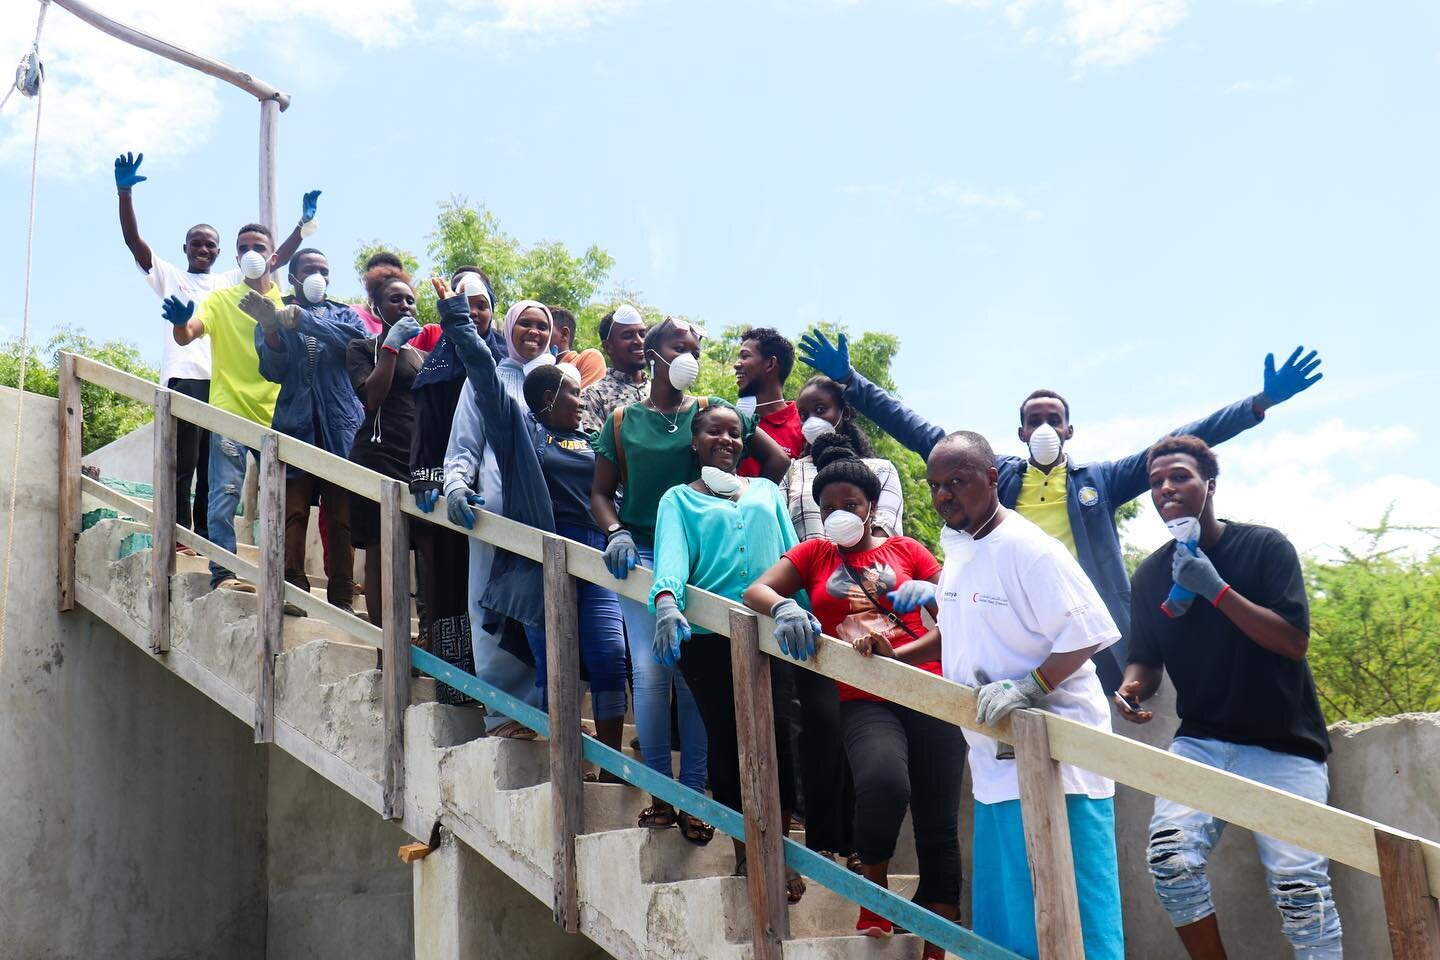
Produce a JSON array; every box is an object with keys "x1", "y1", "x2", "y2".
[{"x1": 648, "y1": 402, "x2": 806, "y2": 902}]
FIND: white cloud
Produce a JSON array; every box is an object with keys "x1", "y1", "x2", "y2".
[
  {"x1": 0, "y1": 0, "x2": 629, "y2": 178},
  {"x1": 942, "y1": 0, "x2": 1189, "y2": 68},
  {"x1": 1074, "y1": 415, "x2": 1440, "y2": 561},
  {"x1": 838, "y1": 179, "x2": 1043, "y2": 222},
  {"x1": 1225, "y1": 75, "x2": 1296, "y2": 95}
]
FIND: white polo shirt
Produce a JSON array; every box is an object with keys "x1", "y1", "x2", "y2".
[{"x1": 937, "y1": 510, "x2": 1120, "y2": 804}]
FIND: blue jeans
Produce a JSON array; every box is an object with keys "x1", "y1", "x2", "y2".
[
  {"x1": 618, "y1": 543, "x2": 707, "y2": 792},
  {"x1": 1148, "y1": 737, "x2": 1343, "y2": 958},
  {"x1": 207, "y1": 434, "x2": 257, "y2": 588},
  {"x1": 523, "y1": 524, "x2": 628, "y2": 721}
]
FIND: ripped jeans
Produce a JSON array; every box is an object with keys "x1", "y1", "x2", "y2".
[
  {"x1": 1148, "y1": 737, "x2": 1342, "y2": 958},
  {"x1": 207, "y1": 434, "x2": 257, "y2": 588}
]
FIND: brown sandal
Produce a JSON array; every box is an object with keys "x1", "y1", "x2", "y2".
[
  {"x1": 638, "y1": 800, "x2": 677, "y2": 829},
  {"x1": 676, "y1": 812, "x2": 714, "y2": 846}
]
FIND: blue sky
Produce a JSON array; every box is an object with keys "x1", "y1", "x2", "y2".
[{"x1": 1, "y1": 0, "x2": 1436, "y2": 557}]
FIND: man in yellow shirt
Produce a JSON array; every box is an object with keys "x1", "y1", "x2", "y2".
[{"x1": 165, "y1": 223, "x2": 285, "y2": 593}]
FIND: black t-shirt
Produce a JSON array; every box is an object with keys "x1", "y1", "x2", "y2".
[
  {"x1": 1128, "y1": 521, "x2": 1331, "y2": 762},
  {"x1": 346, "y1": 337, "x2": 422, "y2": 481}
]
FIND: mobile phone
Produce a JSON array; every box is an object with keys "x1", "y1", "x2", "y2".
[{"x1": 1115, "y1": 692, "x2": 1142, "y2": 713}]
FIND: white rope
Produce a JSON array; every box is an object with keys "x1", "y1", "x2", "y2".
[{"x1": 0, "y1": 1, "x2": 50, "y2": 664}]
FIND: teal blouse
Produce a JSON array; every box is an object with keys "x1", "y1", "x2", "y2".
[{"x1": 648, "y1": 477, "x2": 800, "y2": 632}]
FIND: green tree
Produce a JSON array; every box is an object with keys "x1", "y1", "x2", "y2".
[
  {"x1": 0, "y1": 329, "x2": 158, "y2": 454},
  {"x1": 1305, "y1": 513, "x2": 1440, "y2": 722}
]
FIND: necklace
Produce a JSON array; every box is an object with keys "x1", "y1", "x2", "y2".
[{"x1": 646, "y1": 397, "x2": 687, "y2": 433}]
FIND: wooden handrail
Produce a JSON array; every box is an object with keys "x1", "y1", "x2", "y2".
[{"x1": 61, "y1": 353, "x2": 1440, "y2": 908}]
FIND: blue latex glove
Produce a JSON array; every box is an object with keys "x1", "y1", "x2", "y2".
[
  {"x1": 772, "y1": 598, "x2": 820, "y2": 661},
  {"x1": 412, "y1": 484, "x2": 441, "y2": 513},
  {"x1": 301, "y1": 190, "x2": 321, "y2": 222},
  {"x1": 653, "y1": 593, "x2": 691, "y2": 667},
  {"x1": 161, "y1": 295, "x2": 194, "y2": 327},
  {"x1": 1172, "y1": 541, "x2": 1227, "y2": 604},
  {"x1": 974, "y1": 672, "x2": 1047, "y2": 727},
  {"x1": 114, "y1": 152, "x2": 146, "y2": 191},
  {"x1": 797, "y1": 329, "x2": 852, "y2": 382},
  {"x1": 1261, "y1": 346, "x2": 1323, "y2": 406},
  {"x1": 603, "y1": 529, "x2": 639, "y2": 580},
  {"x1": 1162, "y1": 580, "x2": 1196, "y2": 618},
  {"x1": 446, "y1": 488, "x2": 485, "y2": 529},
  {"x1": 886, "y1": 579, "x2": 936, "y2": 615},
  {"x1": 383, "y1": 318, "x2": 423, "y2": 350}
]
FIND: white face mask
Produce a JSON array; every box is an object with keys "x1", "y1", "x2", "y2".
[
  {"x1": 823, "y1": 508, "x2": 868, "y2": 548},
  {"x1": 1028, "y1": 423, "x2": 1063, "y2": 467},
  {"x1": 802, "y1": 415, "x2": 836, "y2": 445},
  {"x1": 1163, "y1": 485, "x2": 1209, "y2": 547},
  {"x1": 700, "y1": 465, "x2": 743, "y2": 496},
  {"x1": 299, "y1": 218, "x2": 318, "y2": 238},
  {"x1": 734, "y1": 394, "x2": 758, "y2": 417},
  {"x1": 659, "y1": 351, "x2": 700, "y2": 391},
  {"x1": 239, "y1": 250, "x2": 269, "y2": 280},
  {"x1": 301, "y1": 273, "x2": 327, "y2": 304},
  {"x1": 940, "y1": 525, "x2": 979, "y2": 566}
]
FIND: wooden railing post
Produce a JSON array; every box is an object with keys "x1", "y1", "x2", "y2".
[
  {"x1": 149, "y1": 388, "x2": 176, "y2": 654},
  {"x1": 1013, "y1": 709, "x2": 1085, "y2": 960},
  {"x1": 56, "y1": 352, "x2": 82, "y2": 612},
  {"x1": 729, "y1": 608, "x2": 789, "y2": 958},
  {"x1": 1376, "y1": 829, "x2": 1440, "y2": 959},
  {"x1": 254, "y1": 434, "x2": 284, "y2": 744},
  {"x1": 380, "y1": 479, "x2": 411, "y2": 821},
  {"x1": 543, "y1": 535, "x2": 582, "y2": 933}
]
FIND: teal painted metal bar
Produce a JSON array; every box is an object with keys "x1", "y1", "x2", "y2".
[{"x1": 410, "y1": 646, "x2": 1022, "y2": 960}]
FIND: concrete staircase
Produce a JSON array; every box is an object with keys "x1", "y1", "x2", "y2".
[{"x1": 75, "y1": 517, "x2": 943, "y2": 960}]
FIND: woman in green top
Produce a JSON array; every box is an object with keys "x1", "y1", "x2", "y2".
[
  {"x1": 647, "y1": 402, "x2": 805, "y2": 900},
  {"x1": 591, "y1": 317, "x2": 791, "y2": 841}
]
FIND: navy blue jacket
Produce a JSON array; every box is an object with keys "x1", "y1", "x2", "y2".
[
  {"x1": 256, "y1": 300, "x2": 368, "y2": 477},
  {"x1": 843, "y1": 369, "x2": 1265, "y2": 690},
  {"x1": 438, "y1": 295, "x2": 558, "y2": 628}
]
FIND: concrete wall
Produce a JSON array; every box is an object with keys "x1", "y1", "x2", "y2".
[
  {"x1": 0, "y1": 386, "x2": 412, "y2": 959},
  {"x1": 0, "y1": 388, "x2": 269, "y2": 959}
]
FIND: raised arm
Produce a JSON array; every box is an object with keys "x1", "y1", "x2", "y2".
[
  {"x1": 869, "y1": 458, "x2": 905, "y2": 536},
  {"x1": 114, "y1": 153, "x2": 154, "y2": 272},
  {"x1": 433, "y1": 281, "x2": 522, "y2": 467},
  {"x1": 354, "y1": 321, "x2": 422, "y2": 414},
  {"x1": 271, "y1": 190, "x2": 321, "y2": 269},
  {"x1": 747, "y1": 426, "x2": 793, "y2": 483},
  {"x1": 1106, "y1": 346, "x2": 1324, "y2": 502},
  {"x1": 163, "y1": 296, "x2": 205, "y2": 345},
  {"x1": 798, "y1": 330, "x2": 946, "y2": 459}
]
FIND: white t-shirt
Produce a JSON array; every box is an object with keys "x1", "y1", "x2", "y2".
[
  {"x1": 937, "y1": 510, "x2": 1120, "y2": 804},
  {"x1": 141, "y1": 257, "x2": 242, "y2": 382}
]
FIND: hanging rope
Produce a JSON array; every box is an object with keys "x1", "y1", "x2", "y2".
[{"x1": 0, "y1": 0, "x2": 50, "y2": 665}]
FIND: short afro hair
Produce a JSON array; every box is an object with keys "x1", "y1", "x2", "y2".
[
  {"x1": 236, "y1": 222, "x2": 274, "y2": 244},
  {"x1": 362, "y1": 263, "x2": 413, "y2": 307},
  {"x1": 1146, "y1": 435, "x2": 1220, "y2": 481},
  {"x1": 364, "y1": 251, "x2": 405, "y2": 271},
  {"x1": 739, "y1": 327, "x2": 795, "y2": 384},
  {"x1": 1019, "y1": 389, "x2": 1070, "y2": 425},
  {"x1": 523, "y1": 364, "x2": 567, "y2": 415},
  {"x1": 549, "y1": 306, "x2": 577, "y2": 336}
]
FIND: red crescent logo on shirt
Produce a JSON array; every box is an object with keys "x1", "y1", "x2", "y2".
[{"x1": 972, "y1": 592, "x2": 979, "y2": 603}]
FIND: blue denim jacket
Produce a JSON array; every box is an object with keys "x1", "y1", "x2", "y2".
[
  {"x1": 438, "y1": 295, "x2": 555, "y2": 628},
  {"x1": 842, "y1": 369, "x2": 1264, "y2": 688},
  {"x1": 255, "y1": 300, "x2": 367, "y2": 474}
]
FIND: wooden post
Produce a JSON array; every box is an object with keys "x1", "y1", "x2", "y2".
[
  {"x1": 543, "y1": 535, "x2": 582, "y2": 933},
  {"x1": 1376, "y1": 829, "x2": 1440, "y2": 959},
  {"x1": 380, "y1": 479, "x2": 411, "y2": 821},
  {"x1": 729, "y1": 607, "x2": 789, "y2": 958},
  {"x1": 1013, "y1": 709, "x2": 1085, "y2": 960},
  {"x1": 258, "y1": 97, "x2": 280, "y2": 241},
  {"x1": 56, "y1": 353, "x2": 82, "y2": 612},
  {"x1": 253, "y1": 434, "x2": 283, "y2": 744},
  {"x1": 149, "y1": 388, "x2": 176, "y2": 654}
]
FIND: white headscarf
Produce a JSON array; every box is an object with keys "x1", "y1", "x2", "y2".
[{"x1": 504, "y1": 299, "x2": 556, "y2": 375}]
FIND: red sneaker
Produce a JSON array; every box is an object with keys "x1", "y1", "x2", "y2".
[{"x1": 856, "y1": 907, "x2": 893, "y2": 938}]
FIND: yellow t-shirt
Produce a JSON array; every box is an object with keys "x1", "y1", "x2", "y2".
[
  {"x1": 1015, "y1": 460, "x2": 1077, "y2": 557},
  {"x1": 195, "y1": 282, "x2": 282, "y2": 426}
]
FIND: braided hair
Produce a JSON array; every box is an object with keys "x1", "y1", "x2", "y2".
[{"x1": 810, "y1": 433, "x2": 881, "y2": 504}]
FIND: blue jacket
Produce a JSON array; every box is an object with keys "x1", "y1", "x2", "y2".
[
  {"x1": 438, "y1": 295, "x2": 555, "y2": 628},
  {"x1": 256, "y1": 300, "x2": 368, "y2": 476},
  {"x1": 843, "y1": 369, "x2": 1265, "y2": 689}
]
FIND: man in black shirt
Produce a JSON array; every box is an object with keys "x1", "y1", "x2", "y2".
[{"x1": 1117, "y1": 435, "x2": 1342, "y2": 959}]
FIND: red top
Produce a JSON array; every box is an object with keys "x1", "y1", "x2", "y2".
[
  {"x1": 412, "y1": 323, "x2": 443, "y2": 352},
  {"x1": 739, "y1": 401, "x2": 806, "y2": 477},
  {"x1": 783, "y1": 536, "x2": 943, "y2": 702}
]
